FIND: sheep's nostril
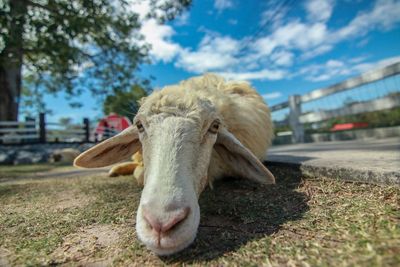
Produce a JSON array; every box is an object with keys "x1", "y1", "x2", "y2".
[
  {"x1": 142, "y1": 206, "x2": 190, "y2": 234},
  {"x1": 162, "y1": 206, "x2": 190, "y2": 233},
  {"x1": 142, "y1": 210, "x2": 162, "y2": 233}
]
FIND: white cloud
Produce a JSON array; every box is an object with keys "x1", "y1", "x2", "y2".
[
  {"x1": 71, "y1": 61, "x2": 95, "y2": 75},
  {"x1": 252, "y1": 21, "x2": 328, "y2": 56},
  {"x1": 125, "y1": 0, "x2": 400, "y2": 83},
  {"x1": 298, "y1": 56, "x2": 400, "y2": 82},
  {"x1": 127, "y1": 0, "x2": 183, "y2": 62},
  {"x1": 128, "y1": 0, "x2": 150, "y2": 20},
  {"x1": 270, "y1": 50, "x2": 294, "y2": 66},
  {"x1": 175, "y1": 35, "x2": 240, "y2": 73},
  {"x1": 334, "y1": 0, "x2": 400, "y2": 41},
  {"x1": 218, "y1": 69, "x2": 287, "y2": 81},
  {"x1": 305, "y1": 0, "x2": 335, "y2": 22},
  {"x1": 348, "y1": 56, "x2": 368, "y2": 64},
  {"x1": 141, "y1": 19, "x2": 181, "y2": 62},
  {"x1": 250, "y1": 0, "x2": 400, "y2": 63},
  {"x1": 214, "y1": 0, "x2": 234, "y2": 11},
  {"x1": 352, "y1": 56, "x2": 400, "y2": 73},
  {"x1": 290, "y1": 22, "x2": 327, "y2": 50},
  {"x1": 174, "y1": 12, "x2": 190, "y2": 26},
  {"x1": 298, "y1": 59, "x2": 351, "y2": 81},
  {"x1": 260, "y1": 1, "x2": 288, "y2": 30},
  {"x1": 252, "y1": 37, "x2": 277, "y2": 57},
  {"x1": 326, "y1": 59, "x2": 344, "y2": 68},
  {"x1": 262, "y1": 92, "x2": 283, "y2": 100},
  {"x1": 301, "y1": 45, "x2": 333, "y2": 60}
]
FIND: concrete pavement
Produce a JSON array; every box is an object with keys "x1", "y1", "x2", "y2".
[{"x1": 266, "y1": 137, "x2": 400, "y2": 185}]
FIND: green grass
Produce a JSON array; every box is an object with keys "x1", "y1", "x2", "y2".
[
  {"x1": 0, "y1": 163, "x2": 73, "y2": 180},
  {"x1": 0, "y1": 165, "x2": 398, "y2": 266},
  {"x1": 0, "y1": 163, "x2": 57, "y2": 175}
]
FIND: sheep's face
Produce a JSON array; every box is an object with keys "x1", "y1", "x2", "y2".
[
  {"x1": 74, "y1": 97, "x2": 275, "y2": 256},
  {"x1": 133, "y1": 112, "x2": 220, "y2": 255}
]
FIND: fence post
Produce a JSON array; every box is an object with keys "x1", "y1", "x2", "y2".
[
  {"x1": 39, "y1": 113, "x2": 46, "y2": 143},
  {"x1": 25, "y1": 116, "x2": 36, "y2": 143},
  {"x1": 83, "y1": 118, "x2": 90, "y2": 142},
  {"x1": 289, "y1": 95, "x2": 304, "y2": 143}
]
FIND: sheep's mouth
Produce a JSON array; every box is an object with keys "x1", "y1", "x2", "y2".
[
  {"x1": 144, "y1": 232, "x2": 197, "y2": 256},
  {"x1": 140, "y1": 221, "x2": 198, "y2": 254},
  {"x1": 137, "y1": 206, "x2": 200, "y2": 255}
]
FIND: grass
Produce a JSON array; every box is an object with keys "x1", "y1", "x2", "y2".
[
  {"x1": 0, "y1": 164, "x2": 398, "y2": 266},
  {"x1": 0, "y1": 163, "x2": 57, "y2": 175},
  {"x1": 0, "y1": 163, "x2": 73, "y2": 181}
]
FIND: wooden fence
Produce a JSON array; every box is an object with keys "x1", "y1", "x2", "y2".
[
  {"x1": 270, "y1": 62, "x2": 400, "y2": 143},
  {"x1": 0, "y1": 113, "x2": 90, "y2": 144}
]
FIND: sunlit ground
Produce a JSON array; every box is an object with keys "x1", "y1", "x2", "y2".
[{"x1": 0, "y1": 165, "x2": 398, "y2": 266}]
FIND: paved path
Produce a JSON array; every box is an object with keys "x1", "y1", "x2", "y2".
[
  {"x1": 3, "y1": 139, "x2": 398, "y2": 186},
  {"x1": 266, "y1": 138, "x2": 400, "y2": 185}
]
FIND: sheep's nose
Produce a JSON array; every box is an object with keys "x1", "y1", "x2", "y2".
[{"x1": 142, "y1": 205, "x2": 190, "y2": 234}]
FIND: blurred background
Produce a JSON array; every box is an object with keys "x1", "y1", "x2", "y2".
[{"x1": 1, "y1": 0, "x2": 399, "y2": 146}]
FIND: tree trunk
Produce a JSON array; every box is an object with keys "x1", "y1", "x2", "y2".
[
  {"x1": 0, "y1": 0, "x2": 26, "y2": 121},
  {"x1": 0, "y1": 64, "x2": 21, "y2": 121}
]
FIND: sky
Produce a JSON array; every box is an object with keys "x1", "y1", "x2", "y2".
[{"x1": 44, "y1": 0, "x2": 400, "y2": 124}]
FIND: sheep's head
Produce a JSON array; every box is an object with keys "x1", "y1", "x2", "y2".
[{"x1": 74, "y1": 92, "x2": 275, "y2": 255}]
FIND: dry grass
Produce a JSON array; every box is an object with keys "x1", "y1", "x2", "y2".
[{"x1": 0, "y1": 164, "x2": 398, "y2": 266}]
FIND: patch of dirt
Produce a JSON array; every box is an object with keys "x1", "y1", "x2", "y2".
[
  {"x1": 4, "y1": 190, "x2": 93, "y2": 214},
  {"x1": 52, "y1": 191, "x2": 94, "y2": 211},
  {"x1": 50, "y1": 224, "x2": 129, "y2": 265},
  {"x1": 0, "y1": 247, "x2": 11, "y2": 267}
]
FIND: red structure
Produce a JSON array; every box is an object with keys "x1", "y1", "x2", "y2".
[
  {"x1": 330, "y1": 122, "x2": 369, "y2": 132},
  {"x1": 95, "y1": 113, "x2": 132, "y2": 140}
]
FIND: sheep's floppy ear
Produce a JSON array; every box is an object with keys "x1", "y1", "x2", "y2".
[
  {"x1": 213, "y1": 128, "x2": 275, "y2": 184},
  {"x1": 74, "y1": 126, "x2": 140, "y2": 168}
]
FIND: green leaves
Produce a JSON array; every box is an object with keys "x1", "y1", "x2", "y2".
[
  {"x1": 0, "y1": 0, "x2": 191, "y2": 117},
  {"x1": 103, "y1": 84, "x2": 149, "y2": 118}
]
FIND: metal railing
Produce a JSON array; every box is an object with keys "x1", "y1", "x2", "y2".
[{"x1": 270, "y1": 61, "x2": 400, "y2": 143}]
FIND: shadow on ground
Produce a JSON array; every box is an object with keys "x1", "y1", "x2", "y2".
[{"x1": 161, "y1": 165, "x2": 309, "y2": 263}]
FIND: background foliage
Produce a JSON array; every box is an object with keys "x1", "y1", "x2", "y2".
[{"x1": 0, "y1": 0, "x2": 191, "y2": 119}]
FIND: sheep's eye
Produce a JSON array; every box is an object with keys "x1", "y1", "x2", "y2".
[
  {"x1": 208, "y1": 121, "x2": 220, "y2": 134},
  {"x1": 136, "y1": 121, "x2": 145, "y2": 133}
]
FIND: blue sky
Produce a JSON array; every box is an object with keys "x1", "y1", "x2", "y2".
[{"x1": 44, "y1": 0, "x2": 400, "y2": 123}]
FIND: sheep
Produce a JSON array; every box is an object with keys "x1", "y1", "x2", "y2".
[
  {"x1": 51, "y1": 148, "x2": 81, "y2": 164},
  {"x1": 74, "y1": 73, "x2": 275, "y2": 255}
]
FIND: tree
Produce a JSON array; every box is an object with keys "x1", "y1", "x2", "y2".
[
  {"x1": 103, "y1": 84, "x2": 148, "y2": 119},
  {"x1": 0, "y1": 0, "x2": 191, "y2": 121}
]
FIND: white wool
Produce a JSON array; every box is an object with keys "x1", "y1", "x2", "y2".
[{"x1": 137, "y1": 73, "x2": 273, "y2": 184}]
